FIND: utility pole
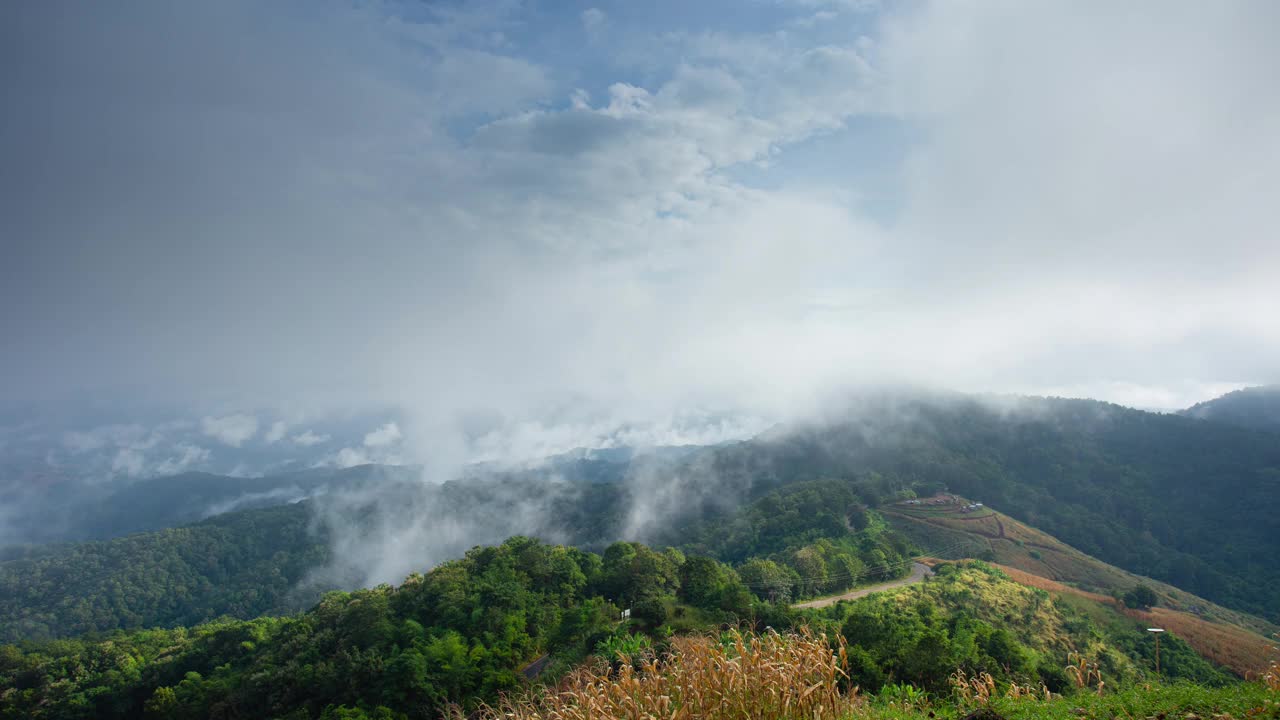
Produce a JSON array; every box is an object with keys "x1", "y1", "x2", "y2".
[{"x1": 1147, "y1": 628, "x2": 1165, "y2": 677}]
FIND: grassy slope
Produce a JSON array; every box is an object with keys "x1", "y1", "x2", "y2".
[
  {"x1": 998, "y1": 566, "x2": 1275, "y2": 679},
  {"x1": 831, "y1": 563, "x2": 1138, "y2": 680},
  {"x1": 883, "y1": 497, "x2": 1278, "y2": 676}
]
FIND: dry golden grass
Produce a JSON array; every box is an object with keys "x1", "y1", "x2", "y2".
[
  {"x1": 994, "y1": 564, "x2": 1113, "y2": 603},
  {"x1": 950, "y1": 668, "x2": 998, "y2": 705},
  {"x1": 992, "y1": 563, "x2": 1274, "y2": 678},
  {"x1": 949, "y1": 668, "x2": 1054, "y2": 704},
  {"x1": 457, "y1": 629, "x2": 860, "y2": 720},
  {"x1": 1065, "y1": 651, "x2": 1106, "y2": 695},
  {"x1": 1120, "y1": 608, "x2": 1273, "y2": 678},
  {"x1": 913, "y1": 513, "x2": 1004, "y2": 537}
]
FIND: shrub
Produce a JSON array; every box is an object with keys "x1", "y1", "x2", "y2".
[{"x1": 1123, "y1": 584, "x2": 1159, "y2": 610}]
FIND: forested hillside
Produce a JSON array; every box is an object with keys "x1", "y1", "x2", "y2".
[
  {"x1": 671, "y1": 479, "x2": 915, "y2": 602},
  {"x1": 5, "y1": 392, "x2": 1280, "y2": 643},
  {"x1": 0, "y1": 537, "x2": 753, "y2": 719},
  {"x1": 1181, "y1": 385, "x2": 1280, "y2": 433},
  {"x1": 0, "y1": 504, "x2": 327, "y2": 642},
  {"x1": 686, "y1": 394, "x2": 1280, "y2": 621},
  {"x1": 2, "y1": 537, "x2": 1262, "y2": 720},
  {"x1": 0, "y1": 478, "x2": 914, "y2": 642}
]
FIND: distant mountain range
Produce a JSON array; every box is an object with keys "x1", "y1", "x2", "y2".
[
  {"x1": 3, "y1": 388, "x2": 1279, "y2": 648},
  {"x1": 0, "y1": 445, "x2": 706, "y2": 547},
  {"x1": 0, "y1": 464, "x2": 400, "y2": 547}
]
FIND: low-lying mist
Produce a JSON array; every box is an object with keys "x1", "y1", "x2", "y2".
[{"x1": 292, "y1": 389, "x2": 1050, "y2": 590}]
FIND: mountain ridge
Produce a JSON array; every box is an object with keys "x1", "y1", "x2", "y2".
[
  {"x1": 4, "y1": 391, "x2": 1279, "y2": 640},
  {"x1": 1181, "y1": 384, "x2": 1280, "y2": 433}
]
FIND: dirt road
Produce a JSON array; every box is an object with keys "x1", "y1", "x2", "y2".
[{"x1": 791, "y1": 562, "x2": 933, "y2": 610}]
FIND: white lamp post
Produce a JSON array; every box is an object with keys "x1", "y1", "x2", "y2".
[{"x1": 1147, "y1": 628, "x2": 1165, "y2": 676}]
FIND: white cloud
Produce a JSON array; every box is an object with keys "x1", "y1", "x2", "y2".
[
  {"x1": 111, "y1": 448, "x2": 146, "y2": 477},
  {"x1": 363, "y1": 422, "x2": 402, "y2": 448},
  {"x1": 315, "y1": 423, "x2": 405, "y2": 469},
  {"x1": 333, "y1": 447, "x2": 371, "y2": 469},
  {"x1": 292, "y1": 430, "x2": 330, "y2": 447},
  {"x1": 153, "y1": 443, "x2": 211, "y2": 475},
  {"x1": 5, "y1": 0, "x2": 1279, "y2": 481},
  {"x1": 264, "y1": 420, "x2": 288, "y2": 444},
  {"x1": 200, "y1": 414, "x2": 259, "y2": 447},
  {"x1": 465, "y1": 411, "x2": 770, "y2": 464},
  {"x1": 582, "y1": 8, "x2": 606, "y2": 40},
  {"x1": 324, "y1": 443, "x2": 402, "y2": 469},
  {"x1": 5, "y1": 0, "x2": 1274, "y2": 587}
]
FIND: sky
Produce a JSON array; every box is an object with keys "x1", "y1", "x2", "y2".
[{"x1": 3, "y1": 0, "x2": 1279, "y2": 475}]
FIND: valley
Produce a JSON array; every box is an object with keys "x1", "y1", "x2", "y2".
[{"x1": 3, "y1": 390, "x2": 1280, "y2": 719}]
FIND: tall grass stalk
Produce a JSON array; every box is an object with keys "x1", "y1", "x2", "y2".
[{"x1": 456, "y1": 628, "x2": 859, "y2": 720}]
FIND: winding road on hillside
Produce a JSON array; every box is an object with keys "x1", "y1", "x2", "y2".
[{"x1": 791, "y1": 562, "x2": 934, "y2": 609}]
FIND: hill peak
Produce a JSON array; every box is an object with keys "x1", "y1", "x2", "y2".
[{"x1": 1181, "y1": 385, "x2": 1280, "y2": 432}]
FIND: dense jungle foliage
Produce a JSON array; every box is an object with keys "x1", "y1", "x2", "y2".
[
  {"x1": 1, "y1": 545, "x2": 1259, "y2": 720},
  {"x1": 0, "y1": 536, "x2": 752, "y2": 719},
  {"x1": 0, "y1": 504, "x2": 328, "y2": 642},
  {"x1": 0, "y1": 478, "x2": 914, "y2": 643}
]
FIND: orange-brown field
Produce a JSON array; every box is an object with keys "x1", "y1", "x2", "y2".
[
  {"x1": 994, "y1": 564, "x2": 1112, "y2": 603},
  {"x1": 1124, "y1": 606, "x2": 1276, "y2": 680},
  {"x1": 992, "y1": 563, "x2": 1275, "y2": 678}
]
